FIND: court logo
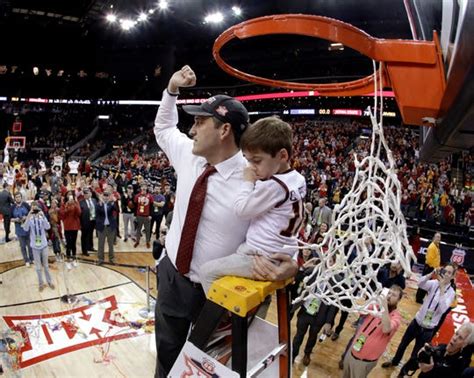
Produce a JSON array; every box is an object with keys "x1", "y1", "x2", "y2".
[{"x1": 3, "y1": 295, "x2": 150, "y2": 368}]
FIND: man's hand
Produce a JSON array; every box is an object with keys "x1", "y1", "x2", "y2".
[
  {"x1": 243, "y1": 165, "x2": 257, "y2": 183},
  {"x1": 168, "y1": 65, "x2": 196, "y2": 94},
  {"x1": 252, "y1": 253, "x2": 298, "y2": 281},
  {"x1": 419, "y1": 356, "x2": 434, "y2": 373}
]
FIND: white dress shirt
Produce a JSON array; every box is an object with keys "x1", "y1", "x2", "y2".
[
  {"x1": 154, "y1": 90, "x2": 250, "y2": 283},
  {"x1": 415, "y1": 274, "x2": 455, "y2": 329}
]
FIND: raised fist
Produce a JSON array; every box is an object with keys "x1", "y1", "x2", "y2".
[{"x1": 168, "y1": 65, "x2": 196, "y2": 93}]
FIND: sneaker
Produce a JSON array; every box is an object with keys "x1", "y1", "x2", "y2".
[
  {"x1": 73, "y1": 260, "x2": 78, "y2": 267},
  {"x1": 302, "y1": 354, "x2": 311, "y2": 366},
  {"x1": 66, "y1": 261, "x2": 72, "y2": 270},
  {"x1": 82, "y1": 252, "x2": 90, "y2": 256},
  {"x1": 39, "y1": 284, "x2": 45, "y2": 292},
  {"x1": 133, "y1": 241, "x2": 139, "y2": 248},
  {"x1": 331, "y1": 332, "x2": 339, "y2": 341},
  {"x1": 124, "y1": 238, "x2": 128, "y2": 242},
  {"x1": 98, "y1": 261, "x2": 104, "y2": 266},
  {"x1": 49, "y1": 283, "x2": 55, "y2": 289},
  {"x1": 146, "y1": 242, "x2": 151, "y2": 249},
  {"x1": 381, "y1": 361, "x2": 395, "y2": 368},
  {"x1": 26, "y1": 262, "x2": 31, "y2": 267}
]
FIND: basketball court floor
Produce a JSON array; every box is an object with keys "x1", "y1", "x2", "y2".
[{"x1": 0, "y1": 220, "x2": 429, "y2": 377}]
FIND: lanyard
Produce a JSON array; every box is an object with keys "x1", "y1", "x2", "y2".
[
  {"x1": 34, "y1": 217, "x2": 40, "y2": 238},
  {"x1": 361, "y1": 316, "x2": 381, "y2": 337},
  {"x1": 427, "y1": 286, "x2": 446, "y2": 313}
]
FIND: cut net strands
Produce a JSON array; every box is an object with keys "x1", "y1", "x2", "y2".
[{"x1": 295, "y1": 61, "x2": 415, "y2": 316}]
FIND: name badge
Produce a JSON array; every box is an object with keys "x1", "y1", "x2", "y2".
[
  {"x1": 139, "y1": 206, "x2": 144, "y2": 213},
  {"x1": 306, "y1": 298, "x2": 320, "y2": 315},
  {"x1": 422, "y1": 310, "x2": 434, "y2": 328},
  {"x1": 352, "y1": 334, "x2": 367, "y2": 352},
  {"x1": 35, "y1": 235, "x2": 42, "y2": 247}
]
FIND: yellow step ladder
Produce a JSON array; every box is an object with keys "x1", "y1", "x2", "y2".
[{"x1": 188, "y1": 276, "x2": 293, "y2": 377}]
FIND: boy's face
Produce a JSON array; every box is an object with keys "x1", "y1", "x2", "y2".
[{"x1": 244, "y1": 149, "x2": 285, "y2": 180}]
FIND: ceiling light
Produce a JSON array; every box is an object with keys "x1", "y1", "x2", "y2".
[
  {"x1": 33, "y1": 67, "x2": 39, "y2": 76},
  {"x1": 204, "y1": 12, "x2": 224, "y2": 24},
  {"x1": 158, "y1": 0, "x2": 168, "y2": 10},
  {"x1": 232, "y1": 6, "x2": 242, "y2": 16},
  {"x1": 106, "y1": 14, "x2": 117, "y2": 23},
  {"x1": 138, "y1": 13, "x2": 148, "y2": 22},
  {"x1": 149, "y1": 9, "x2": 155, "y2": 14},
  {"x1": 120, "y1": 19, "x2": 135, "y2": 31}
]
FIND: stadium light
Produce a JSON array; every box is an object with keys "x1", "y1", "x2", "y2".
[
  {"x1": 120, "y1": 19, "x2": 135, "y2": 31},
  {"x1": 106, "y1": 14, "x2": 117, "y2": 23},
  {"x1": 204, "y1": 12, "x2": 224, "y2": 24},
  {"x1": 158, "y1": 0, "x2": 168, "y2": 10},
  {"x1": 232, "y1": 6, "x2": 242, "y2": 16},
  {"x1": 138, "y1": 13, "x2": 148, "y2": 22}
]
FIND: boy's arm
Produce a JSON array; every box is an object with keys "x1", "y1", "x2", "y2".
[{"x1": 233, "y1": 180, "x2": 286, "y2": 219}]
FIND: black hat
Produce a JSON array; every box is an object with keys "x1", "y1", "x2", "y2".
[{"x1": 183, "y1": 95, "x2": 249, "y2": 136}]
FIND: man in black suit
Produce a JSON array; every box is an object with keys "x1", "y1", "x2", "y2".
[
  {"x1": 0, "y1": 183, "x2": 13, "y2": 242},
  {"x1": 79, "y1": 188, "x2": 97, "y2": 256},
  {"x1": 95, "y1": 187, "x2": 117, "y2": 265}
]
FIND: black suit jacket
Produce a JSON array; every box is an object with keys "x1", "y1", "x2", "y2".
[
  {"x1": 79, "y1": 198, "x2": 97, "y2": 226},
  {"x1": 95, "y1": 201, "x2": 117, "y2": 232},
  {"x1": 0, "y1": 189, "x2": 13, "y2": 216}
]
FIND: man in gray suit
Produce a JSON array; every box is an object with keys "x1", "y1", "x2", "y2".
[
  {"x1": 0, "y1": 183, "x2": 14, "y2": 242},
  {"x1": 312, "y1": 197, "x2": 332, "y2": 233}
]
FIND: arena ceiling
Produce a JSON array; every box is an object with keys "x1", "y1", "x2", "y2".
[{"x1": 1, "y1": 0, "x2": 418, "y2": 95}]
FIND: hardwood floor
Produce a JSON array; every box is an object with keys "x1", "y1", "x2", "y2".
[{"x1": 1, "y1": 247, "x2": 424, "y2": 377}]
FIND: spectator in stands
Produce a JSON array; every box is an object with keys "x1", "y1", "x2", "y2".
[
  {"x1": 312, "y1": 197, "x2": 332, "y2": 233},
  {"x1": 10, "y1": 192, "x2": 33, "y2": 266},
  {"x1": 382, "y1": 263, "x2": 457, "y2": 370}
]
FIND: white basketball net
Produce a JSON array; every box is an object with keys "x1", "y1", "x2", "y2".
[{"x1": 296, "y1": 61, "x2": 415, "y2": 315}]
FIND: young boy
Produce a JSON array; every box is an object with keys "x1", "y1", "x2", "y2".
[{"x1": 200, "y1": 117, "x2": 307, "y2": 294}]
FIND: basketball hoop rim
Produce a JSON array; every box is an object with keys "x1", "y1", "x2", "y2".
[{"x1": 212, "y1": 14, "x2": 439, "y2": 96}]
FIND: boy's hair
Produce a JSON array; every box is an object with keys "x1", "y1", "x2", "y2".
[{"x1": 241, "y1": 116, "x2": 293, "y2": 158}]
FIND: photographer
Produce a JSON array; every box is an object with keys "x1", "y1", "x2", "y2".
[
  {"x1": 11, "y1": 192, "x2": 33, "y2": 266},
  {"x1": 382, "y1": 263, "x2": 457, "y2": 370},
  {"x1": 22, "y1": 201, "x2": 54, "y2": 291},
  {"x1": 399, "y1": 322, "x2": 473, "y2": 377}
]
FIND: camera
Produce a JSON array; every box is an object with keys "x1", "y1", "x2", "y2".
[
  {"x1": 438, "y1": 268, "x2": 446, "y2": 278},
  {"x1": 417, "y1": 345, "x2": 434, "y2": 364},
  {"x1": 418, "y1": 344, "x2": 442, "y2": 365}
]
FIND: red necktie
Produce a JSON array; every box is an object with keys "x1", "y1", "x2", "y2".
[{"x1": 176, "y1": 165, "x2": 217, "y2": 274}]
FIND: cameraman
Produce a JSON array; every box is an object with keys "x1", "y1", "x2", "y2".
[
  {"x1": 22, "y1": 201, "x2": 54, "y2": 291},
  {"x1": 399, "y1": 322, "x2": 473, "y2": 377}
]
